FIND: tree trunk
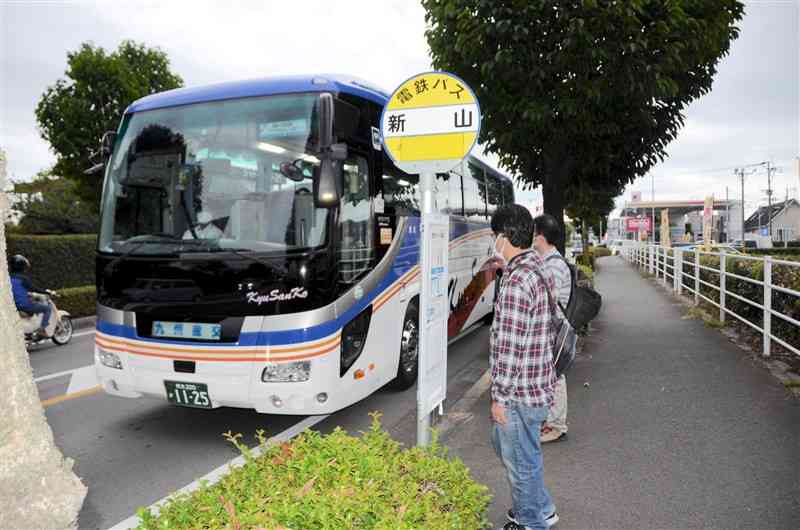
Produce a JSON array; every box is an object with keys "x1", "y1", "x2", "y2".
[
  {"x1": 0, "y1": 155, "x2": 86, "y2": 529},
  {"x1": 581, "y1": 218, "x2": 589, "y2": 251},
  {"x1": 541, "y1": 157, "x2": 569, "y2": 255}
]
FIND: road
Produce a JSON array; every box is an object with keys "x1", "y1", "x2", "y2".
[{"x1": 30, "y1": 324, "x2": 491, "y2": 530}]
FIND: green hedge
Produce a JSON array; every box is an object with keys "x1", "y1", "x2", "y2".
[
  {"x1": 7, "y1": 234, "x2": 96, "y2": 290},
  {"x1": 56, "y1": 285, "x2": 96, "y2": 318},
  {"x1": 137, "y1": 415, "x2": 490, "y2": 530},
  {"x1": 681, "y1": 253, "x2": 800, "y2": 351},
  {"x1": 593, "y1": 247, "x2": 612, "y2": 258},
  {"x1": 742, "y1": 248, "x2": 800, "y2": 257},
  {"x1": 576, "y1": 252, "x2": 595, "y2": 270}
]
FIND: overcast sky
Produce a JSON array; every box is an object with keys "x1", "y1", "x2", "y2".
[{"x1": 1, "y1": 0, "x2": 798, "y2": 218}]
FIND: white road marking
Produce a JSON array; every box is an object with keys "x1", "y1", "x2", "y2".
[
  {"x1": 73, "y1": 329, "x2": 96, "y2": 338},
  {"x1": 34, "y1": 365, "x2": 92, "y2": 384},
  {"x1": 66, "y1": 364, "x2": 99, "y2": 394},
  {"x1": 106, "y1": 414, "x2": 330, "y2": 530}
]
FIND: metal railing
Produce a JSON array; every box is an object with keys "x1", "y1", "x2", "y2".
[{"x1": 620, "y1": 242, "x2": 800, "y2": 358}]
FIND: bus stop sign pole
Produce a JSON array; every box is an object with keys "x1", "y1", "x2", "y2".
[{"x1": 380, "y1": 72, "x2": 481, "y2": 446}]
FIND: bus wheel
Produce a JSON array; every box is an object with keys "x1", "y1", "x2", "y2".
[{"x1": 391, "y1": 299, "x2": 419, "y2": 390}]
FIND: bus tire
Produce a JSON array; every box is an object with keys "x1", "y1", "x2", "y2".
[{"x1": 391, "y1": 298, "x2": 419, "y2": 390}]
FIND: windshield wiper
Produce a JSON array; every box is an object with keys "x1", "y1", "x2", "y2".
[
  {"x1": 210, "y1": 247, "x2": 282, "y2": 274},
  {"x1": 102, "y1": 237, "x2": 180, "y2": 275}
]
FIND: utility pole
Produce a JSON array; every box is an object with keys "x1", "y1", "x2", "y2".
[
  {"x1": 766, "y1": 161, "x2": 774, "y2": 238},
  {"x1": 735, "y1": 167, "x2": 745, "y2": 243}
]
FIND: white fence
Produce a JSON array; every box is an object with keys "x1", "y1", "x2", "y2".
[{"x1": 620, "y1": 242, "x2": 800, "y2": 358}]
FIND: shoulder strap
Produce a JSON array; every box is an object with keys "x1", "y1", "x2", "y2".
[{"x1": 531, "y1": 266, "x2": 564, "y2": 323}]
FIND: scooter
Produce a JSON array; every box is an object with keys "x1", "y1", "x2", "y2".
[{"x1": 19, "y1": 291, "x2": 73, "y2": 348}]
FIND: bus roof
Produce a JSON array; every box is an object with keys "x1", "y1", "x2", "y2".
[{"x1": 125, "y1": 74, "x2": 390, "y2": 113}]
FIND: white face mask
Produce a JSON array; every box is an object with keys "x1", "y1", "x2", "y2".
[{"x1": 494, "y1": 235, "x2": 507, "y2": 265}]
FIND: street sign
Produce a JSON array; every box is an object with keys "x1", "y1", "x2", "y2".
[
  {"x1": 419, "y1": 213, "x2": 449, "y2": 418},
  {"x1": 380, "y1": 72, "x2": 481, "y2": 175},
  {"x1": 381, "y1": 72, "x2": 481, "y2": 447}
]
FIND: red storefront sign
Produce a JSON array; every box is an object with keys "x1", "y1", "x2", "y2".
[{"x1": 625, "y1": 217, "x2": 652, "y2": 232}]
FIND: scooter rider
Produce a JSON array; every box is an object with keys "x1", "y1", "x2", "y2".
[{"x1": 10, "y1": 254, "x2": 52, "y2": 336}]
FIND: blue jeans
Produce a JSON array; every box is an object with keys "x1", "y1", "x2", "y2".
[
  {"x1": 491, "y1": 401, "x2": 555, "y2": 529},
  {"x1": 21, "y1": 301, "x2": 51, "y2": 329}
]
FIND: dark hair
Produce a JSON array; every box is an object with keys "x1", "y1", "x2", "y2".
[
  {"x1": 533, "y1": 214, "x2": 562, "y2": 246},
  {"x1": 491, "y1": 204, "x2": 534, "y2": 248}
]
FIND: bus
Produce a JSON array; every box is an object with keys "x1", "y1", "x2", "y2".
[{"x1": 94, "y1": 74, "x2": 515, "y2": 414}]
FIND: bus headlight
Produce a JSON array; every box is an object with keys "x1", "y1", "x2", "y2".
[
  {"x1": 98, "y1": 349, "x2": 122, "y2": 370},
  {"x1": 341, "y1": 306, "x2": 372, "y2": 376},
  {"x1": 262, "y1": 361, "x2": 311, "y2": 383}
]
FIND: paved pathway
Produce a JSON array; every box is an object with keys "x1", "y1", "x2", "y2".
[{"x1": 445, "y1": 256, "x2": 800, "y2": 529}]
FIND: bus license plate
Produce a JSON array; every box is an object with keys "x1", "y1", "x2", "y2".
[{"x1": 165, "y1": 381, "x2": 211, "y2": 409}]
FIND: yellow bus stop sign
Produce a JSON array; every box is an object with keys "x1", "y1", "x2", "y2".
[{"x1": 380, "y1": 71, "x2": 481, "y2": 174}]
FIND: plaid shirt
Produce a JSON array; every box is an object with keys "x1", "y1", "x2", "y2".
[{"x1": 490, "y1": 250, "x2": 557, "y2": 408}]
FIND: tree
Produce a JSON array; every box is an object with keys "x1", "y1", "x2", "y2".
[
  {"x1": 11, "y1": 169, "x2": 98, "y2": 234},
  {"x1": 422, "y1": 0, "x2": 744, "y2": 250},
  {"x1": 0, "y1": 149, "x2": 87, "y2": 528},
  {"x1": 35, "y1": 40, "x2": 183, "y2": 210},
  {"x1": 565, "y1": 181, "x2": 620, "y2": 249}
]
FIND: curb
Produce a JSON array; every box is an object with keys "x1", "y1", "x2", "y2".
[{"x1": 71, "y1": 315, "x2": 96, "y2": 331}]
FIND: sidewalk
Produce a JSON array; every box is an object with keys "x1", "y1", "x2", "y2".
[{"x1": 443, "y1": 256, "x2": 800, "y2": 529}]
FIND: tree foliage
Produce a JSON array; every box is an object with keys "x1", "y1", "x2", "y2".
[
  {"x1": 35, "y1": 40, "x2": 183, "y2": 210},
  {"x1": 422, "y1": 0, "x2": 744, "y2": 249},
  {"x1": 11, "y1": 169, "x2": 98, "y2": 234}
]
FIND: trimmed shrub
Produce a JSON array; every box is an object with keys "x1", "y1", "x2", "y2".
[
  {"x1": 679, "y1": 252, "x2": 800, "y2": 351},
  {"x1": 56, "y1": 285, "x2": 96, "y2": 318},
  {"x1": 576, "y1": 252, "x2": 595, "y2": 270},
  {"x1": 787, "y1": 241, "x2": 800, "y2": 248},
  {"x1": 772, "y1": 241, "x2": 786, "y2": 248},
  {"x1": 577, "y1": 264, "x2": 594, "y2": 285},
  {"x1": 743, "y1": 248, "x2": 800, "y2": 257},
  {"x1": 593, "y1": 247, "x2": 612, "y2": 258},
  {"x1": 136, "y1": 415, "x2": 491, "y2": 530},
  {"x1": 7, "y1": 234, "x2": 96, "y2": 290}
]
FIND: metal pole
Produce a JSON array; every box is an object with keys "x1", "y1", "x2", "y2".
[
  {"x1": 417, "y1": 171, "x2": 435, "y2": 447},
  {"x1": 767, "y1": 161, "x2": 773, "y2": 238},
  {"x1": 763, "y1": 256, "x2": 772, "y2": 357},
  {"x1": 694, "y1": 247, "x2": 700, "y2": 306},
  {"x1": 720, "y1": 254, "x2": 726, "y2": 324},
  {"x1": 740, "y1": 169, "x2": 745, "y2": 244},
  {"x1": 651, "y1": 173, "x2": 655, "y2": 244},
  {"x1": 725, "y1": 186, "x2": 729, "y2": 243}
]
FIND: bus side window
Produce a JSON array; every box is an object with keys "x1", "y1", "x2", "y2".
[
  {"x1": 466, "y1": 163, "x2": 487, "y2": 222},
  {"x1": 502, "y1": 179, "x2": 515, "y2": 206},
  {"x1": 448, "y1": 171, "x2": 464, "y2": 216},
  {"x1": 486, "y1": 174, "x2": 501, "y2": 217},
  {"x1": 382, "y1": 154, "x2": 419, "y2": 215},
  {"x1": 339, "y1": 156, "x2": 373, "y2": 284}
]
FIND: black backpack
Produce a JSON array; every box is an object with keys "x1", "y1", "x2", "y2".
[
  {"x1": 544, "y1": 254, "x2": 603, "y2": 375},
  {"x1": 546, "y1": 254, "x2": 602, "y2": 331}
]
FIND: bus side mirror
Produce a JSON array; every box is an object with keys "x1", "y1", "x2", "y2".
[
  {"x1": 315, "y1": 93, "x2": 347, "y2": 208},
  {"x1": 85, "y1": 130, "x2": 117, "y2": 176}
]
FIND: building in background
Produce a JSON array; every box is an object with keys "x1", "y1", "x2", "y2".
[
  {"x1": 744, "y1": 199, "x2": 800, "y2": 245},
  {"x1": 619, "y1": 198, "x2": 742, "y2": 244}
]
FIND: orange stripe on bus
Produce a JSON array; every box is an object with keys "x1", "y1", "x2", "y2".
[
  {"x1": 97, "y1": 341, "x2": 340, "y2": 362},
  {"x1": 96, "y1": 332, "x2": 340, "y2": 355}
]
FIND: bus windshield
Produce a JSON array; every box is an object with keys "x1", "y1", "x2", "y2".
[{"x1": 98, "y1": 94, "x2": 329, "y2": 255}]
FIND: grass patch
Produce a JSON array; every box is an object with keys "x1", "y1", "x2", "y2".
[
  {"x1": 685, "y1": 306, "x2": 725, "y2": 329},
  {"x1": 136, "y1": 413, "x2": 490, "y2": 530}
]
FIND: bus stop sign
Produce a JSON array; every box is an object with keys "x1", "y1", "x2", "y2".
[
  {"x1": 381, "y1": 72, "x2": 481, "y2": 446},
  {"x1": 380, "y1": 71, "x2": 481, "y2": 174}
]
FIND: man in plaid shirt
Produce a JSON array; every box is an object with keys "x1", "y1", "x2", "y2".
[{"x1": 489, "y1": 204, "x2": 559, "y2": 530}]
